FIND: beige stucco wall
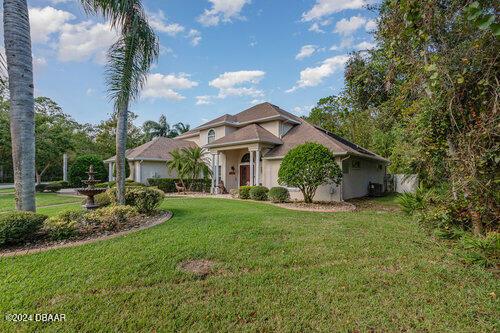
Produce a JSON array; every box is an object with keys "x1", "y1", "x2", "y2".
[
  {"x1": 341, "y1": 157, "x2": 386, "y2": 200},
  {"x1": 129, "y1": 161, "x2": 178, "y2": 184},
  {"x1": 199, "y1": 125, "x2": 236, "y2": 145},
  {"x1": 259, "y1": 120, "x2": 280, "y2": 137}
]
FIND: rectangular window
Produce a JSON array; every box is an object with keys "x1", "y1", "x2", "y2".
[
  {"x1": 352, "y1": 160, "x2": 361, "y2": 169},
  {"x1": 378, "y1": 164, "x2": 383, "y2": 171}
]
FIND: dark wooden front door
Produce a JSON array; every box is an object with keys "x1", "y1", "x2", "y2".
[{"x1": 240, "y1": 165, "x2": 250, "y2": 186}]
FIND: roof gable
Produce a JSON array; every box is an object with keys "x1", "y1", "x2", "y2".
[
  {"x1": 105, "y1": 137, "x2": 196, "y2": 162},
  {"x1": 205, "y1": 124, "x2": 282, "y2": 148}
]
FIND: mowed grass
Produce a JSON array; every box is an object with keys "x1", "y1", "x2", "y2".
[
  {"x1": 1, "y1": 197, "x2": 498, "y2": 332},
  {"x1": 0, "y1": 193, "x2": 82, "y2": 214}
]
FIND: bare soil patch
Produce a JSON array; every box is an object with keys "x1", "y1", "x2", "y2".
[
  {"x1": 178, "y1": 259, "x2": 218, "y2": 277},
  {"x1": 0, "y1": 212, "x2": 172, "y2": 257}
]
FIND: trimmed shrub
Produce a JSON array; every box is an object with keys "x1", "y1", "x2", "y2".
[
  {"x1": 0, "y1": 212, "x2": 47, "y2": 246},
  {"x1": 49, "y1": 180, "x2": 70, "y2": 188},
  {"x1": 108, "y1": 187, "x2": 163, "y2": 214},
  {"x1": 147, "y1": 178, "x2": 211, "y2": 193},
  {"x1": 239, "y1": 186, "x2": 253, "y2": 199},
  {"x1": 69, "y1": 155, "x2": 107, "y2": 187},
  {"x1": 250, "y1": 186, "x2": 269, "y2": 201},
  {"x1": 268, "y1": 187, "x2": 290, "y2": 203},
  {"x1": 35, "y1": 184, "x2": 47, "y2": 192},
  {"x1": 94, "y1": 190, "x2": 112, "y2": 207},
  {"x1": 45, "y1": 182, "x2": 63, "y2": 193},
  {"x1": 95, "y1": 180, "x2": 144, "y2": 188},
  {"x1": 42, "y1": 211, "x2": 83, "y2": 240},
  {"x1": 85, "y1": 205, "x2": 138, "y2": 231}
]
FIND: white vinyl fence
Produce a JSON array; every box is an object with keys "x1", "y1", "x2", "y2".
[{"x1": 393, "y1": 174, "x2": 418, "y2": 193}]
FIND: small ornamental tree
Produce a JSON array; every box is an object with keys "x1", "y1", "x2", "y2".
[{"x1": 278, "y1": 142, "x2": 342, "y2": 203}]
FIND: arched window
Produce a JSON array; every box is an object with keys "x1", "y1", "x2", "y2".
[
  {"x1": 207, "y1": 129, "x2": 215, "y2": 143},
  {"x1": 241, "y1": 153, "x2": 250, "y2": 163}
]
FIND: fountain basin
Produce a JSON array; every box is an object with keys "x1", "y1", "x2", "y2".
[{"x1": 77, "y1": 188, "x2": 106, "y2": 210}]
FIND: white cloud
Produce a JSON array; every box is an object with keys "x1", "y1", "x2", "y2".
[
  {"x1": 334, "y1": 15, "x2": 367, "y2": 36},
  {"x1": 33, "y1": 56, "x2": 47, "y2": 71},
  {"x1": 149, "y1": 10, "x2": 185, "y2": 36},
  {"x1": 209, "y1": 70, "x2": 265, "y2": 98},
  {"x1": 296, "y1": 45, "x2": 317, "y2": 60},
  {"x1": 309, "y1": 23, "x2": 324, "y2": 33},
  {"x1": 198, "y1": 0, "x2": 250, "y2": 27},
  {"x1": 287, "y1": 55, "x2": 348, "y2": 92},
  {"x1": 187, "y1": 29, "x2": 202, "y2": 46},
  {"x1": 142, "y1": 73, "x2": 198, "y2": 101},
  {"x1": 356, "y1": 40, "x2": 376, "y2": 50},
  {"x1": 196, "y1": 95, "x2": 213, "y2": 105},
  {"x1": 293, "y1": 105, "x2": 313, "y2": 116},
  {"x1": 57, "y1": 21, "x2": 118, "y2": 63},
  {"x1": 330, "y1": 38, "x2": 354, "y2": 51},
  {"x1": 50, "y1": 0, "x2": 72, "y2": 3},
  {"x1": 302, "y1": 0, "x2": 366, "y2": 22},
  {"x1": 365, "y1": 19, "x2": 377, "y2": 31},
  {"x1": 250, "y1": 99, "x2": 264, "y2": 104},
  {"x1": 29, "y1": 6, "x2": 75, "y2": 43}
]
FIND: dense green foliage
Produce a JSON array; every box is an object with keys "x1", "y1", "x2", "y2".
[
  {"x1": 1, "y1": 198, "x2": 497, "y2": 331},
  {"x1": 166, "y1": 147, "x2": 212, "y2": 189},
  {"x1": 68, "y1": 155, "x2": 108, "y2": 187},
  {"x1": 268, "y1": 187, "x2": 290, "y2": 203},
  {"x1": 108, "y1": 187, "x2": 163, "y2": 214},
  {"x1": 305, "y1": 0, "x2": 499, "y2": 234},
  {"x1": 0, "y1": 212, "x2": 47, "y2": 246},
  {"x1": 238, "y1": 186, "x2": 253, "y2": 199},
  {"x1": 278, "y1": 143, "x2": 342, "y2": 203},
  {"x1": 43, "y1": 211, "x2": 80, "y2": 240},
  {"x1": 147, "y1": 178, "x2": 211, "y2": 193},
  {"x1": 95, "y1": 179, "x2": 144, "y2": 188},
  {"x1": 85, "y1": 205, "x2": 139, "y2": 231},
  {"x1": 249, "y1": 186, "x2": 269, "y2": 201}
]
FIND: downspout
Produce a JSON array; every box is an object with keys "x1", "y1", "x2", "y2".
[{"x1": 339, "y1": 155, "x2": 350, "y2": 201}]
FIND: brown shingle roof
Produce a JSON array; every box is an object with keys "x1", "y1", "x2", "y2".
[
  {"x1": 176, "y1": 103, "x2": 299, "y2": 139},
  {"x1": 104, "y1": 137, "x2": 196, "y2": 162},
  {"x1": 205, "y1": 124, "x2": 283, "y2": 148},
  {"x1": 264, "y1": 119, "x2": 388, "y2": 162}
]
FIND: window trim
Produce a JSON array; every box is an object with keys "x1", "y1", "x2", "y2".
[{"x1": 207, "y1": 128, "x2": 216, "y2": 143}]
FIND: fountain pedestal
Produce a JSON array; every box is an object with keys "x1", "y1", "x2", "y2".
[{"x1": 77, "y1": 165, "x2": 106, "y2": 210}]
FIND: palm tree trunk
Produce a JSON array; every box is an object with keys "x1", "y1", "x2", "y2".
[
  {"x1": 115, "y1": 104, "x2": 129, "y2": 204},
  {"x1": 3, "y1": 0, "x2": 36, "y2": 211}
]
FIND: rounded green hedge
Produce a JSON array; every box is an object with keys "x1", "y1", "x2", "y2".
[
  {"x1": 268, "y1": 186, "x2": 290, "y2": 203},
  {"x1": 239, "y1": 186, "x2": 252, "y2": 199},
  {"x1": 0, "y1": 212, "x2": 47, "y2": 246},
  {"x1": 250, "y1": 186, "x2": 269, "y2": 201},
  {"x1": 69, "y1": 155, "x2": 107, "y2": 187}
]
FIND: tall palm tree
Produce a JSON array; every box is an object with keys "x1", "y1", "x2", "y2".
[
  {"x1": 143, "y1": 114, "x2": 171, "y2": 139},
  {"x1": 82, "y1": 0, "x2": 159, "y2": 204},
  {"x1": 173, "y1": 122, "x2": 190, "y2": 135},
  {"x1": 3, "y1": 0, "x2": 36, "y2": 211}
]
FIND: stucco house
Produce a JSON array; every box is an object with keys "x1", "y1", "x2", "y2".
[
  {"x1": 104, "y1": 137, "x2": 196, "y2": 183},
  {"x1": 175, "y1": 102, "x2": 389, "y2": 201}
]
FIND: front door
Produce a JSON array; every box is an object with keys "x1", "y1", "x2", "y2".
[{"x1": 240, "y1": 165, "x2": 250, "y2": 186}]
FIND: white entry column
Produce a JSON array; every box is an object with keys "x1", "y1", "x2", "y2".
[
  {"x1": 211, "y1": 153, "x2": 216, "y2": 193},
  {"x1": 215, "y1": 153, "x2": 220, "y2": 193},
  {"x1": 255, "y1": 150, "x2": 261, "y2": 186},
  {"x1": 135, "y1": 161, "x2": 142, "y2": 183},
  {"x1": 108, "y1": 162, "x2": 114, "y2": 181},
  {"x1": 63, "y1": 153, "x2": 68, "y2": 182},
  {"x1": 249, "y1": 150, "x2": 254, "y2": 186}
]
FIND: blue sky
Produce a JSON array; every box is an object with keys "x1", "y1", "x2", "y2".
[{"x1": 24, "y1": 0, "x2": 378, "y2": 127}]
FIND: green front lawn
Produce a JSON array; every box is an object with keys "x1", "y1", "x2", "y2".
[
  {"x1": 0, "y1": 193, "x2": 82, "y2": 214},
  {"x1": 1, "y1": 198, "x2": 498, "y2": 332}
]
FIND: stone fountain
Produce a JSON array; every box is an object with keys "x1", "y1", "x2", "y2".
[{"x1": 77, "y1": 165, "x2": 106, "y2": 210}]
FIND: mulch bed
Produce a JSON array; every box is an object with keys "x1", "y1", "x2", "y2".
[
  {"x1": 0, "y1": 211, "x2": 172, "y2": 257},
  {"x1": 273, "y1": 201, "x2": 356, "y2": 212}
]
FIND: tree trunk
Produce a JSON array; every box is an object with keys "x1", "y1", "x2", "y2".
[
  {"x1": 115, "y1": 105, "x2": 129, "y2": 205},
  {"x1": 4, "y1": 0, "x2": 36, "y2": 211}
]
